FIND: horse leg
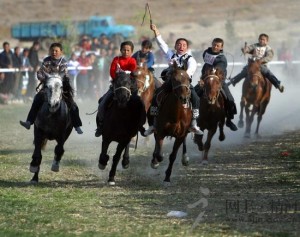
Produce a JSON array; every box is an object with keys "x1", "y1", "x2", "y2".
[
  {"x1": 122, "y1": 143, "x2": 130, "y2": 169},
  {"x1": 181, "y1": 137, "x2": 189, "y2": 166},
  {"x1": 108, "y1": 142, "x2": 127, "y2": 186},
  {"x1": 218, "y1": 120, "x2": 226, "y2": 141},
  {"x1": 98, "y1": 140, "x2": 110, "y2": 170},
  {"x1": 30, "y1": 130, "x2": 43, "y2": 175},
  {"x1": 30, "y1": 166, "x2": 40, "y2": 184},
  {"x1": 193, "y1": 133, "x2": 204, "y2": 151},
  {"x1": 164, "y1": 137, "x2": 184, "y2": 183},
  {"x1": 51, "y1": 140, "x2": 65, "y2": 172},
  {"x1": 238, "y1": 99, "x2": 245, "y2": 128},
  {"x1": 255, "y1": 101, "x2": 268, "y2": 138},
  {"x1": 202, "y1": 128, "x2": 217, "y2": 164},
  {"x1": 151, "y1": 135, "x2": 164, "y2": 169},
  {"x1": 244, "y1": 104, "x2": 252, "y2": 138}
]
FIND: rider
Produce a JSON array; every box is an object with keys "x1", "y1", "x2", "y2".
[
  {"x1": 20, "y1": 42, "x2": 83, "y2": 134},
  {"x1": 196, "y1": 37, "x2": 238, "y2": 131},
  {"x1": 144, "y1": 24, "x2": 202, "y2": 136},
  {"x1": 228, "y1": 33, "x2": 284, "y2": 93},
  {"x1": 132, "y1": 39, "x2": 161, "y2": 88},
  {"x1": 95, "y1": 41, "x2": 137, "y2": 137}
]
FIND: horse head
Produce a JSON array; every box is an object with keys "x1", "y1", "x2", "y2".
[
  {"x1": 247, "y1": 57, "x2": 263, "y2": 88},
  {"x1": 169, "y1": 63, "x2": 191, "y2": 105},
  {"x1": 201, "y1": 67, "x2": 223, "y2": 105},
  {"x1": 113, "y1": 71, "x2": 132, "y2": 108},
  {"x1": 132, "y1": 62, "x2": 151, "y2": 96},
  {"x1": 44, "y1": 73, "x2": 63, "y2": 113}
]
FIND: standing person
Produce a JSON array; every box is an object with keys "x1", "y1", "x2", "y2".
[
  {"x1": 12, "y1": 46, "x2": 22, "y2": 98},
  {"x1": 20, "y1": 42, "x2": 83, "y2": 134},
  {"x1": 95, "y1": 41, "x2": 137, "y2": 137},
  {"x1": 144, "y1": 24, "x2": 202, "y2": 136},
  {"x1": 0, "y1": 42, "x2": 14, "y2": 94},
  {"x1": 76, "y1": 50, "x2": 91, "y2": 99},
  {"x1": 197, "y1": 38, "x2": 238, "y2": 131},
  {"x1": 67, "y1": 52, "x2": 80, "y2": 89},
  {"x1": 26, "y1": 41, "x2": 41, "y2": 99},
  {"x1": 20, "y1": 48, "x2": 33, "y2": 98},
  {"x1": 228, "y1": 33, "x2": 284, "y2": 93}
]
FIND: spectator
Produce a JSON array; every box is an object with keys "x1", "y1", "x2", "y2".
[
  {"x1": 12, "y1": 46, "x2": 22, "y2": 99},
  {"x1": 0, "y1": 72, "x2": 9, "y2": 104},
  {"x1": 20, "y1": 48, "x2": 33, "y2": 98},
  {"x1": 76, "y1": 50, "x2": 91, "y2": 98},
  {"x1": 0, "y1": 42, "x2": 14, "y2": 94},
  {"x1": 27, "y1": 41, "x2": 41, "y2": 99},
  {"x1": 67, "y1": 52, "x2": 80, "y2": 89}
]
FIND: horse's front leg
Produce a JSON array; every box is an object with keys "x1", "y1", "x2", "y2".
[
  {"x1": 98, "y1": 140, "x2": 110, "y2": 170},
  {"x1": 151, "y1": 134, "x2": 164, "y2": 169},
  {"x1": 218, "y1": 118, "x2": 226, "y2": 142},
  {"x1": 122, "y1": 143, "x2": 130, "y2": 169},
  {"x1": 51, "y1": 138, "x2": 65, "y2": 172},
  {"x1": 108, "y1": 142, "x2": 128, "y2": 186},
  {"x1": 202, "y1": 128, "x2": 217, "y2": 164},
  {"x1": 181, "y1": 137, "x2": 189, "y2": 166},
  {"x1": 164, "y1": 137, "x2": 185, "y2": 183},
  {"x1": 238, "y1": 98, "x2": 245, "y2": 128},
  {"x1": 255, "y1": 101, "x2": 269, "y2": 138},
  {"x1": 30, "y1": 129, "x2": 43, "y2": 173},
  {"x1": 245, "y1": 105, "x2": 257, "y2": 138}
]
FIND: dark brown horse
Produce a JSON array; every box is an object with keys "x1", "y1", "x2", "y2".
[
  {"x1": 238, "y1": 57, "x2": 272, "y2": 138},
  {"x1": 151, "y1": 63, "x2": 192, "y2": 183},
  {"x1": 97, "y1": 71, "x2": 146, "y2": 185},
  {"x1": 194, "y1": 68, "x2": 226, "y2": 164},
  {"x1": 29, "y1": 74, "x2": 73, "y2": 183}
]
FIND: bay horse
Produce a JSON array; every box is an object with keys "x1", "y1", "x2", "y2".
[
  {"x1": 238, "y1": 57, "x2": 272, "y2": 138},
  {"x1": 151, "y1": 63, "x2": 191, "y2": 183},
  {"x1": 194, "y1": 68, "x2": 226, "y2": 164},
  {"x1": 30, "y1": 73, "x2": 73, "y2": 183},
  {"x1": 97, "y1": 71, "x2": 146, "y2": 185}
]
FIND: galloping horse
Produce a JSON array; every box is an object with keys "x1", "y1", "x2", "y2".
[
  {"x1": 238, "y1": 57, "x2": 272, "y2": 138},
  {"x1": 97, "y1": 71, "x2": 146, "y2": 185},
  {"x1": 30, "y1": 73, "x2": 73, "y2": 183},
  {"x1": 132, "y1": 62, "x2": 156, "y2": 113},
  {"x1": 194, "y1": 68, "x2": 226, "y2": 164},
  {"x1": 151, "y1": 63, "x2": 192, "y2": 183}
]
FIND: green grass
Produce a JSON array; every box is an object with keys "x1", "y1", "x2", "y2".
[{"x1": 0, "y1": 104, "x2": 299, "y2": 237}]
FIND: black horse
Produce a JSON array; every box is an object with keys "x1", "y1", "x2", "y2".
[
  {"x1": 29, "y1": 74, "x2": 73, "y2": 183},
  {"x1": 97, "y1": 71, "x2": 146, "y2": 185}
]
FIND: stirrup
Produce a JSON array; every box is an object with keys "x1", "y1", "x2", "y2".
[{"x1": 189, "y1": 126, "x2": 203, "y2": 135}]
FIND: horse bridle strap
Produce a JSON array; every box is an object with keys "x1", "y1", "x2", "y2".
[
  {"x1": 203, "y1": 74, "x2": 220, "y2": 82},
  {"x1": 114, "y1": 86, "x2": 132, "y2": 96}
]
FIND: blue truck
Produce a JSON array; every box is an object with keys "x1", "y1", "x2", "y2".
[{"x1": 11, "y1": 16, "x2": 135, "y2": 49}]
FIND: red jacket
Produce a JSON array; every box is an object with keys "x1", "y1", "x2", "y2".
[{"x1": 110, "y1": 56, "x2": 137, "y2": 80}]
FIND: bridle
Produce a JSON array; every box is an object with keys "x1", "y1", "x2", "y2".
[{"x1": 202, "y1": 73, "x2": 222, "y2": 105}]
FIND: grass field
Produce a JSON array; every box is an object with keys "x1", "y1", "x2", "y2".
[{"x1": 0, "y1": 103, "x2": 299, "y2": 237}]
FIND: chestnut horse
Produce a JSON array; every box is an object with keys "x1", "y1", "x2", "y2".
[
  {"x1": 97, "y1": 71, "x2": 146, "y2": 185},
  {"x1": 238, "y1": 57, "x2": 272, "y2": 138},
  {"x1": 132, "y1": 62, "x2": 156, "y2": 113},
  {"x1": 151, "y1": 63, "x2": 192, "y2": 183},
  {"x1": 194, "y1": 68, "x2": 226, "y2": 164}
]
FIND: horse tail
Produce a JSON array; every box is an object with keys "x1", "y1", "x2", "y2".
[{"x1": 41, "y1": 139, "x2": 48, "y2": 150}]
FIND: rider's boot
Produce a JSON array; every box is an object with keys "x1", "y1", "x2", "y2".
[
  {"x1": 75, "y1": 127, "x2": 83, "y2": 134},
  {"x1": 226, "y1": 119, "x2": 238, "y2": 131},
  {"x1": 20, "y1": 120, "x2": 31, "y2": 130},
  {"x1": 189, "y1": 109, "x2": 203, "y2": 135},
  {"x1": 95, "y1": 123, "x2": 103, "y2": 137},
  {"x1": 144, "y1": 117, "x2": 157, "y2": 136}
]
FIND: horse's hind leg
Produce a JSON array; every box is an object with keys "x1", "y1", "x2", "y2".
[
  {"x1": 30, "y1": 166, "x2": 40, "y2": 184},
  {"x1": 108, "y1": 142, "x2": 127, "y2": 186},
  {"x1": 181, "y1": 138, "x2": 189, "y2": 166},
  {"x1": 51, "y1": 141, "x2": 65, "y2": 172},
  {"x1": 164, "y1": 137, "x2": 184, "y2": 183},
  {"x1": 30, "y1": 132, "x2": 43, "y2": 173},
  {"x1": 122, "y1": 144, "x2": 130, "y2": 169},
  {"x1": 238, "y1": 99, "x2": 245, "y2": 128},
  {"x1": 151, "y1": 136, "x2": 164, "y2": 169}
]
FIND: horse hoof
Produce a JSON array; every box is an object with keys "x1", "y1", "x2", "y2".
[
  {"x1": 108, "y1": 178, "x2": 115, "y2": 186},
  {"x1": 122, "y1": 158, "x2": 130, "y2": 169},
  {"x1": 51, "y1": 161, "x2": 60, "y2": 172},
  {"x1": 201, "y1": 160, "x2": 208, "y2": 165},
  {"x1": 238, "y1": 121, "x2": 244, "y2": 128},
  {"x1": 219, "y1": 134, "x2": 225, "y2": 141},
  {"x1": 244, "y1": 133, "x2": 251, "y2": 138},
  {"x1": 151, "y1": 162, "x2": 159, "y2": 169},
  {"x1": 98, "y1": 163, "x2": 106, "y2": 170},
  {"x1": 29, "y1": 165, "x2": 39, "y2": 173},
  {"x1": 181, "y1": 154, "x2": 189, "y2": 166},
  {"x1": 163, "y1": 181, "x2": 171, "y2": 187}
]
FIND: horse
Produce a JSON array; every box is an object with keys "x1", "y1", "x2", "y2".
[
  {"x1": 151, "y1": 63, "x2": 191, "y2": 183},
  {"x1": 238, "y1": 57, "x2": 272, "y2": 138},
  {"x1": 97, "y1": 71, "x2": 146, "y2": 186},
  {"x1": 132, "y1": 62, "x2": 156, "y2": 113},
  {"x1": 194, "y1": 68, "x2": 226, "y2": 164},
  {"x1": 29, "y1": 73, "x2": 73, "y2": 183}
]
